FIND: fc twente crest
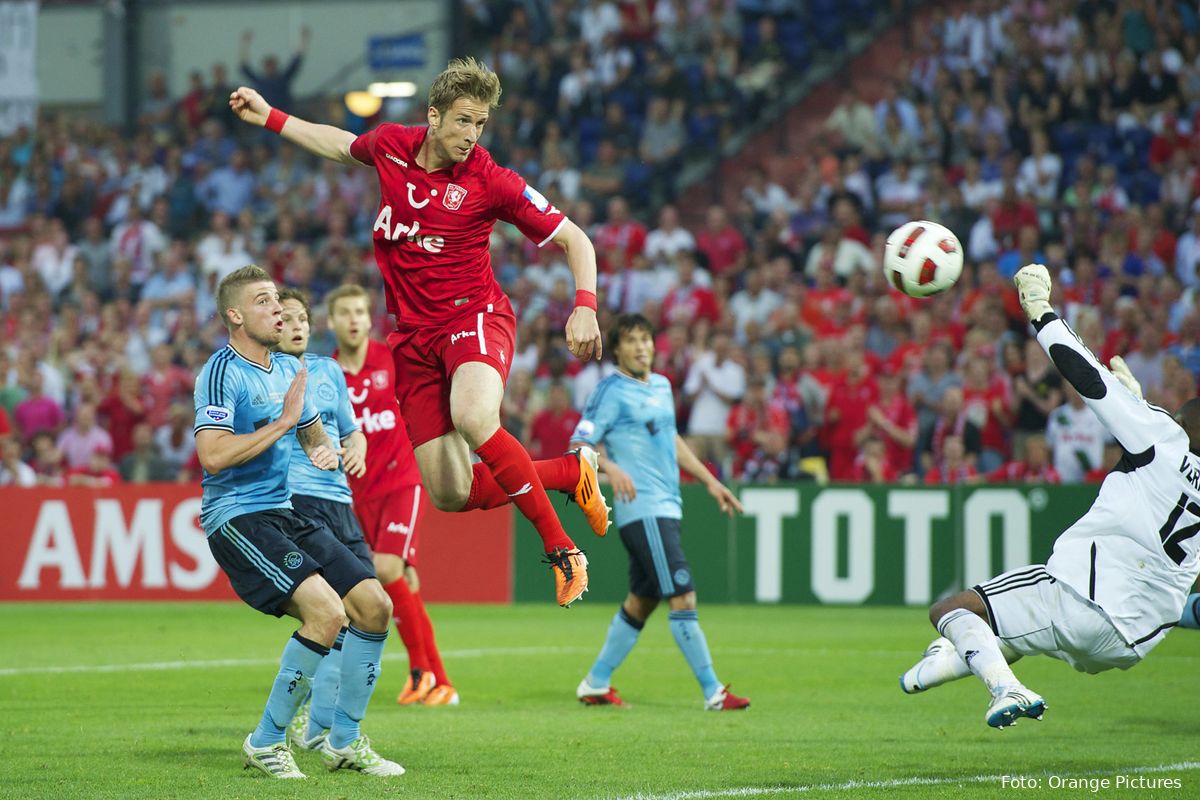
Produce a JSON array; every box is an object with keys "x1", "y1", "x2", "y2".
[{"x1": 443, "y1": 183, "x2": 468, "y2": 211}]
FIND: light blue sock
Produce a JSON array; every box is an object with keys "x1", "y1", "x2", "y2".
[
  {"x1": 585, "y1": 608, "x2": 644, "y2": 688},
  {"x1": 307, "y1": 628, "x2": 345, "y2": 736},
  {"x1": 1181, "y1": 594, "x2": 1200, "y2": 629},
  {"x1": 669, "y1": 609, "x2": 721, "y2": 699},
  {"x1": 250, "y1": 632, "x2": 328, "y2": 747},
  {"x1": 330, "y1": 625, "x2": 387, "y2": 749}
]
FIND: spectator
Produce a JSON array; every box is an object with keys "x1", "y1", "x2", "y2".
[
  {"x1": 238, "y1": 26, "x2": 309, "y2": 112},
  {"x1": 1121, "y1": 321, "x2": 1167, "y2": 400},
  {"x1": 909, "y1": 342, "x2": 961, "y2": 454},
  {"x1": 824, "y1": 87, "x2": 878, "y2": 155},
  {"x1": 695, "y1": 205, "x2": 747, "y2": 276},
  {"x1": 1045, "y1": 383, "x2": 1109, "y2": 484},
  {"x1": 198, "y1": 148, "x2": 256, "y2": 218},
  {"x1": 1010, "y1": 337, "x2": 1062, "y2": 456},
  {"x1": 119, "y1": 422, "x2": 176, "y2": 483},
  {"x1": 726, "y1": 375, "x2": 790, "y2": 481},
  {"x1": 98, "y1": 370, "x2": 149, "y2": 461},
  {"x1": 645, "y1": 204, "x2": 696, "y2": 264},
  {"x1": 56, "y1": 402, "x2": 113, "y2": 470},
  {"x1": 29, "y1": 431, "x2": 65, "y2": 486},
  {"x1": 863, "y1": 371, "x2": 918, "y2": 477},
  {"x1": 824, "y1": 348, "x2": 879, "y2": 481},
  {"x1": 109, "y1": 203, "x2": 166, "y2": 287},
  {"x1": 155, "y1": 402, "x2": 196, "y2": 474},
  {"x1": 639, "y1": 96, "x2": 686, "y2": 203},
  {"x1": 684, "y1": 330, "x2": 745, "y2": 470},
  {"x1": 13, "y1": 371, "x2": 65, "y2": 445},
  {"x1": 849, "y1": 435, "x2": 898, "y2": 482},
  {"x1": 985, "y1": 434, "x2": 1061, "y2": 484},
  {"x1": 593, "y1": 197, "x2": 647, "y2": 273},
  {"x1": 728, "y1": 267, "x2": 783, "y2": 341},
  {"x1": 924, "y1": 433, "x2": 977, "y2": 485},
  {"x1": 66, "y1": 445, "x2": 121, "y2": 488},
  {"x1": 926, "y1": 386, "x2": 982, "y2": 473},
  {"x1": 0, "y1": 436, "x2": 36, "y2": 486},
  {"x1": 661, "y1": 251, "x2": 718, "y2": 325},
  {"x1": 804, "y1": 224, "x2": 876, "y2": 280},
  {"x1": 526, "y1": 382, "x2": 581, "y2": 461}
]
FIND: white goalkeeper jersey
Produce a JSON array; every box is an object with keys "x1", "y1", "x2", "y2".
[{"x1": 1036, "y1": 316, "x2": 1200, "y2": 657}]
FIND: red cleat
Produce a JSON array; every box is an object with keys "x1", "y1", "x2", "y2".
[
  {"x1": 705, "y1": 684, "x2": 750, "y2": 711},
  {"x1": 577, "y1": 679, "x2": 627, "y2": 706}
]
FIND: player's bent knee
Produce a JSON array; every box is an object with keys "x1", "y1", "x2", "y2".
[
  {"x1": 929, "y1": 590, "x2": 986, "y2": 628},
  {"x1": 345, "y1": 579, "x2": 393, "y2": 632},
  {"x1": 668, "y1": 592, "x2": 697, "y2": 611},
  {"x1": 427, "y1": 483, "x2": 470, "y2": 512}
]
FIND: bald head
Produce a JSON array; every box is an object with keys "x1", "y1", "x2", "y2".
[{"x1": 1176, "y1": 398, "x2": 1200, "y2": 453}]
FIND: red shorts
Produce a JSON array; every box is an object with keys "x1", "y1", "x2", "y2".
[
  {"x1": 354, "y1": 484, "x2": 424, "y2": 566},
  {"x1": 387, "y1": 298, "x2": 516, "y2": 447}
]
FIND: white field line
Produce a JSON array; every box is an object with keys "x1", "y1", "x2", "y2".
[
  {"x1": 608, "y1": 761, "x2": 1200, "y2": 800},
  {"x1": 0, "y1": 645, "x2": 590, "y2": 678}
]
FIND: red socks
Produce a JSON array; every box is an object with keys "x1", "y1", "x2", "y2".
[
  {"x1": 473, "y1": 428, "x2": 574, "y2": 552},
  {"x1": 414, "y1": 593, "x2": 449, "y2": 687},
  {"x1": 383, "y1": 576, "x2": 429, "y2": 673},
  {"x1": 463, "y1": 455, "x2": 579, "y2": 511}
]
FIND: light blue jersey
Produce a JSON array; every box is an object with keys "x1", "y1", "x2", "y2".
[
  {"x1": 194, "y1": 345, "x2": 320, "y2": 534},
  {"x1": 573, "y1": 371, "x2": 681, "y2": 527},
  {"x1": 287, "y1": 353, "x2": 359, "y2": 504}
]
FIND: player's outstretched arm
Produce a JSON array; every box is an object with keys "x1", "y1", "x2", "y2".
[
  {"x1": 229, "y1": 86, "x2": 360, "y2": 166},
  {"x1": 551, "y1": 220, "x2": 602, "y2": 362},
  {"x1": 675, "y1": 434, "x2": 743, "y2": 516},
  {"x1": 1015, "y1": 264, "x2": 1174, "y2": 455}
]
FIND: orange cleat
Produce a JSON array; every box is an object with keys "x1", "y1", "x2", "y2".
[
  {"x1": 422, "y1": 685, "x2": 460, "y2": 706},
  {"x1": 569, "y1": 446, "x2": 611, "y2": 537},
  {"x1": 545, "y1": 547, "x2": 589, "y2": 607},
  {"x1": 397, "y1": 669, "x2": 435, "y2": 705}
]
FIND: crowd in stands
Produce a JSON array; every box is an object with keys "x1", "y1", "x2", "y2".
[{"x1": 1, "y1": 0, "x2": 1198, "y2": 491}]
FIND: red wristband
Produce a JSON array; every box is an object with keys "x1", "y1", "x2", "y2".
[
  {"x1": 575, "y1": 290, "x2": 597, "y2": 311},
  {"x1": 265, "y1": 108, "x2": 289, "y2": 134}
]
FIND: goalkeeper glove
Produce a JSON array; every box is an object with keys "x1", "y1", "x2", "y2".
[{"x1": 1013, "y1": 264, "x2": 1053, "y2": 322}]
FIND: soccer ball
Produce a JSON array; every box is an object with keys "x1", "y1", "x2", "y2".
[{"x1": 884, "y1": 220, "x2": 963, "y2": 298}]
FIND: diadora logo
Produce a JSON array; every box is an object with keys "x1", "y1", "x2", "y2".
[
  {"x1": 372, "y1": 205, "x2": 444, "y2": 253},
  {"x1": 355, "y1": 407, "x2": 397, "y2": 434},
  {"x1": 385, "y1": 152, "x2": 408, "y2": 168},
  {"x1": 450, "y1": 329, "x2": 476, "y2": 345},
  {"x1": 387, "y1": 521, "x2": 411, "y2": 535},
  {"x1": 443, "y1": 183, "x2": 468, "y2": 210}
]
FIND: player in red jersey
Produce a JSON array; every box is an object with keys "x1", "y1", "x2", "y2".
[
  {"x1": 231, "y1": 58, "x2": 609, "y2": 607},
  {"x1": 327, "y1": 284, "x2": 456, "y2": 706}
]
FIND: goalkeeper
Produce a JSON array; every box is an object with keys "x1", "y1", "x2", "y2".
[{"x1": 900, "y1": 264, "x2": 1200, "y2": 729}]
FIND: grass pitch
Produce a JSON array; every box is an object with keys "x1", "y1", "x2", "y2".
[{"x1": 1, "y1": 602, "x2": 1197, "y2": 799}]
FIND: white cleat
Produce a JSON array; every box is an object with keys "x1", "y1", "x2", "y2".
[
  {"x1": 287, "y1": 699, "x2": 328, "y2": 751},
  {"x1": 899, "y1": 637, "x2": 954, "y2": 694},
  {"x1": 242, "y1": 733, "x2": 306, "y2": 779},
  {"x1": 986, "y1": 686, "x2": 1046, "y2": 729},
  {"x1": 318, "y1": 735, "x2": 406, "y2": 777}
]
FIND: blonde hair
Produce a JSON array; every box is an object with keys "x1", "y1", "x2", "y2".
[
  {"x1": 428, "y1": 57, "x2": 502, "y2": 114},
  {"x1": 217, "y1": 265, "x2": 272, "y2": 330},
  {"x1": 325, "y1": 284, "x2": 369, "y2": 316}
]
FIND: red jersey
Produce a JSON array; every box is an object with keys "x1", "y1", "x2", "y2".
[
  {"x1": 350, "y1": 124, "x2": 566, "y2": 330},
  {"x1": 338, "y1": 340, "x2": 422, "y2": 501}
]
